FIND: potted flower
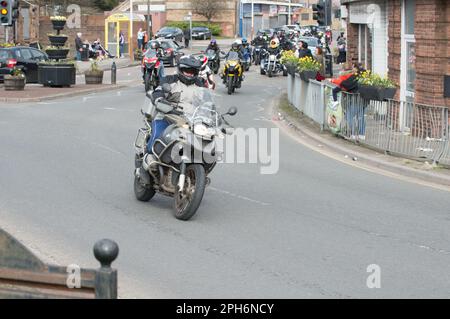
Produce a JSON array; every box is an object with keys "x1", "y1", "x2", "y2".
[
  {"x1": 50, "y1": 16, "x2": 67, "y2": 31},
  {"x1": 280, "y1": 50, "x2": 298, "y2": 75},
  {"x1": 48, "y1": 33, "x2": 68, "y2": 47},
  {"x1": 4, "y1": 67, "x2": 26, "y2": 91},
  {"x1": 38, "y1": 60, "x2": 76, "y2": 87},
  {"x1": 358, "y1": 71, "x2": 397, "y2": 101},
  {"x1": 45, "y1": 46, "x2": 70, "y2": 60},
  {"x1": 84, "y1": 61, "x2": 104, "y2": 84},
  {"x1": 297, "y1": 56, "x2": 321, "y2": 82}
]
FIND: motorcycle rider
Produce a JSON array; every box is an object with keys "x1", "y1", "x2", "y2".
[
  {"x1": 222, "y1": 41, "x2": 244, "y2": 86},
  {"x1": 199, "y1": 55, "x2": 216, "y2": 90},
  {"x1": 143, "y1": 55, "x2": 206, "y2": 167},
  {"x1": 144, "y1": 41, "x2": 165, "y2": 83},
  {"x1": 251, "y1": 34, "x2": 267, "y2": 63},
  {"x1": 206, "y1": 39, "x2": 220, "y2": 55},
  {"x1": 252, "y1": 34, "x2": 266, "y2": 48},
  {"x1": 261, "y1": 38, "x2": 281, "y2": 70}
]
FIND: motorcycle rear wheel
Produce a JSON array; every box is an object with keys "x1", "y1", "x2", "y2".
[{"x1": 174, "y1": 164, "x2": 206, "y2": 221}]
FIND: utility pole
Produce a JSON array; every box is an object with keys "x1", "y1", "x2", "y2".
[
  {"x1": 251, "y1": 0, "x2": 254, "y2": 40},
  {"x1": 288, "y1": 0, "x2": 291, "y2": 25},
  {"x1": 147, "y1": 0, "x2": 150, "y2": 37},
  {"x1": 130, "y1": 0, "x2": 133, "y2": 58}
]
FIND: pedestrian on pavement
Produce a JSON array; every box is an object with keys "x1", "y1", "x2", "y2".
[
  {"x1": 184, "y1": 27, "x2": 191, "y2": 48},
  {"x1": 296, "y1": 41, "x2": 313, "y2": 59},
  {"x1": 337, "y1": 32, "x2": 347, "y2": 65},
  {"x1": 143, "y1": 31, "x2": 149, "y2": 50},
  {"x1": 315, "y1": 47, "x2": 326, "y2": 81},
  {"x1": 119, "y1": 31, "x2": 125, "y2": 58},
  {"x1": 328, "y1": 63, "x2": 366, "y2": 139},
  {"x1": 137, "y1": 28, "x2": 145, "y2": 50},
  {"x1": 75, "y1": 32, "x2": 83, "y2": 61}
]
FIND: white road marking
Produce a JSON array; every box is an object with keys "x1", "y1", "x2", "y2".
[{"x1": 209, "y1": 187, "x2": 270, "y2": 206}]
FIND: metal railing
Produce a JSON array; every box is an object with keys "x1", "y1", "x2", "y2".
[{"x1": 286, "y1": 77, "x2": 450, "y2": 166}]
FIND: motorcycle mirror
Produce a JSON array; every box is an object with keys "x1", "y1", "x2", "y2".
[{"x1": 226, "y1": 107, "x2": 238, "y2": 116}]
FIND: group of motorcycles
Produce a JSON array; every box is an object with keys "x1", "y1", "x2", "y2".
[{"x1": 134, "y1": 37, "x2": 292, "y2": 220}]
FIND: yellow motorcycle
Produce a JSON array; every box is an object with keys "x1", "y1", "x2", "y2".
[{"x1": 221, "y1": 51, "x2": 243, "y2": 95}]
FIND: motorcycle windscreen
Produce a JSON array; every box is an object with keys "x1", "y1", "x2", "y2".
[
  {"x1": 187, "y1": 88, "x2": 218, "y2": 128},
  {"x1": 226, "y1": 51, "x2": 239, "y2": 61}
]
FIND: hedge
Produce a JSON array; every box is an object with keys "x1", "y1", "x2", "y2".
[{"x1": 164, "y1": 21, "x2": 222, "y2": 36}]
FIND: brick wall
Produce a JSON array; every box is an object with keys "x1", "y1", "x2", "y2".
[
  {"x1": 387, "y1": 0, "x2": 401, "y2": 101},
  {"x1": 414, "y1": 0, "x2": 450, "y2": 107}
]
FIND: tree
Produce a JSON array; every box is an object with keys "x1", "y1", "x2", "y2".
[
  {"x1": 190, "y1": 0, "x2": 226, "y2": 23},
  {"x1": 94, "y1": 0, "x2": 119, "y2": 11}
]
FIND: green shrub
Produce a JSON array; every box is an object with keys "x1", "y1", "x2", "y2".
[{"x1": 164, "y1": 21, "x2": 222, "y2": 36}]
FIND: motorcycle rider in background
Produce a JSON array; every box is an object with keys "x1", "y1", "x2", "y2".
[
  {"x1": 206, "y1": 39, "x2": 221, "y2": 56},
  {"x1": 145, "y1": 41, "x2": 166, "y2": 83},
  {"x1": 261, "y1": 38, "x2": 281, "y2": 70},
  {"x1": 199, "y1": 55, "x2": 216, "y2": 90},
  {"x1": 143, "y1": 56, "x2": 206, "y2": 167},
  {"x1": 252, "y1": 34, "x2": 267, "y2": 48},
  {"x1": 222, "y1": 41, "x2": 244, "y2": 85}
]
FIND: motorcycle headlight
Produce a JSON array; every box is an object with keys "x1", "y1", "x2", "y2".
[{"x1": 194, "y1": 124, "x2": 215, "y2": 138}]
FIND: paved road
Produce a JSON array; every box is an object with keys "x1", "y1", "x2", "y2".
[{"x1": 1, "y1": 65, "x2": 450, "y2": 298}]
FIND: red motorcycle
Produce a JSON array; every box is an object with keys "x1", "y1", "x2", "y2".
[{"x1": 141, "y1": 49, "x2": 162, "y2": 92}]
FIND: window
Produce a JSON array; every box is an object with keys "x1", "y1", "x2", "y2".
[
  {"x1": 404, "y1": 0, "x2": 416, "y2": 35},
  {"x1": 301, "y1": 14, "x2": 309, "y2": 21},
  {"x1": 406, "y1": 42, "x2": 416, "y2": 93},
  {"x1": 31, "y1": 49, "x2": 46, "y2": 61},
  {"x1": 20, "y1": 49, "x2": 33, "y2": 60}
]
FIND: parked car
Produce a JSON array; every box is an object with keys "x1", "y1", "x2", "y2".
[
  {"x1": 256, "y1": 28, "x2": 275, "y2": 37},
  {"x1": 145, "y1": 39, "x2": 185, "y2": 67},
  {"x1": 155, "y1": 27, "x2": 184, "y2": 42},
  {"x1": 191, "y1": 26, "x2": 212, "y2": 40},
  {"x1": 285, "y1": 25, "x2": 302, "y2": 33},
  {"x1": 0, "y1": 46, "x2": 48, "y2": 83}
]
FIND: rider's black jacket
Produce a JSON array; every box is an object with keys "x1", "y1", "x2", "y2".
[
  {"x1": 206, "y1": 44, "x2": 220, "y2": 54},
  {"x1": 252, "y1": 37, "x2": 266, "y2": 47}
]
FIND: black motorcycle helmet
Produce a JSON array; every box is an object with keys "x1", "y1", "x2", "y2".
[
  {"x1": 149, "y1": 41, "x2": 161, "y2": 50},
  {"x1": 177, "y1": 55, "x2": 202, "y2": 85},
  {"x1": 231, "y1": 42, "x2": 239, "y2": 51}
]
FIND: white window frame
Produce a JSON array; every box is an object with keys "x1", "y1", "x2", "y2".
[{"x1": 399, "y1": 0, "x2": 416, "y2": 130}]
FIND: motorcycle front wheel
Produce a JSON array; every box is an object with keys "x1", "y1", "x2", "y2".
[
  {"x1": 144, "y1": 72, "x2": 151, "y2": 92},
  {"x1": 134, "y1": 174, "x2": 155, "y2": 202},
  {"x1": 174, "y1": 164, "x2": 206, "y2": 221},
  {"x1": 227, "y1": 77, "x2": 234, "y2": 95}
]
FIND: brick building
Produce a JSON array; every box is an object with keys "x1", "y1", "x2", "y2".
[{"x1": 341, "y1": 0, "x2": 450, "y2": 108}]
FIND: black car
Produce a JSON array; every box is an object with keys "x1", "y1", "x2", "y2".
[
  {"x1": 191, "y1": 27, "x2": 212, "y2": 40},
  {"x1": 0, "y1": 46, "x2": 48, "y2": 83},
  {"x1": 155, "y1": 27, "x2": 184, "y2": 42},
  {"x1": 145, "y1": 39, "x2": 185, "y2": 67}
]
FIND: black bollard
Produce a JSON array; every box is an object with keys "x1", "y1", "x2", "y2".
[{"x1": 111, "y1": 62, "x2": 117, "y2": 85}]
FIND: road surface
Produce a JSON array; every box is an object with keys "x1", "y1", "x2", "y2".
[{"x1": 1, "y1": 66, "x2": 449, "y2": 298}]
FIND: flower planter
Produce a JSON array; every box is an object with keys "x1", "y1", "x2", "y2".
[
  {"x1": 4, "y1": 77, "x2": 26, "y2": 91},
  {"x1": 286, "y1": 64, "x2": 297, "y2": 76},
  {"x1": 46, "y1": 49, "x2": 70, "y2": 60},
  {"x1": 38, "y1": 64, "x2": 76, "y2": 87},
  {"x1": 48, "y1": 35, "x2": 68, "y2": 47},
  {"x1": 359, "y1": 85, "x2": 397, "y2": 101},
  {"x1": 299, "y1": 70, "x2": 317, "y2": 82},
  {"x1": 85, "y1": 71, "x2": 104, "y2": 85},
  {"x1": 51, "y1": 20, "x2": 67, "y2": 31}
]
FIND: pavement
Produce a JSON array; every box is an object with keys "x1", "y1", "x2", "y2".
[
  {"x1": 1, "y1": 66, "x2": 450, "y2": 299},
  {"x1": 75, "y1": 57, "x2": 140, "y2": 75},
  {"x1": 275, "y1": 93, "x2": 450, "y2": 188}
]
